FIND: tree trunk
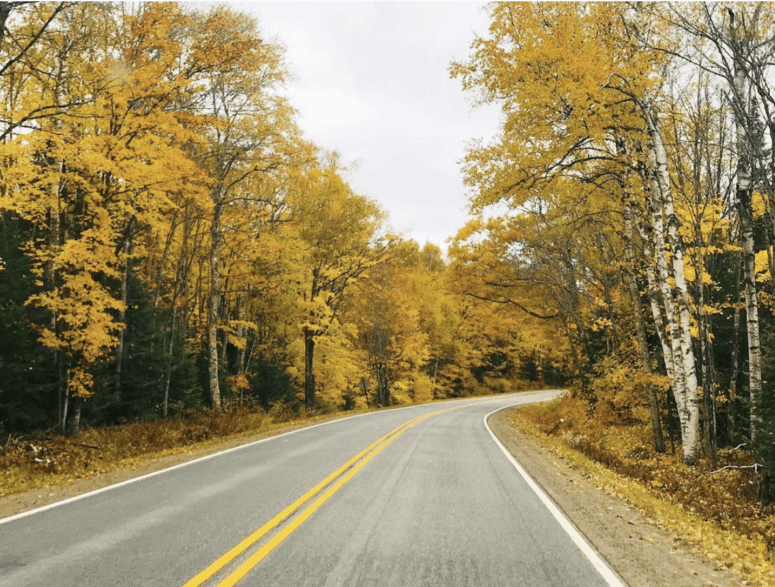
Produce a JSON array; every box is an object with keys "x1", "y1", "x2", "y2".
[
  {"x1": 562, "y1": 317, "x2": 584, "y2": 391},
  {"x1": 729, "y1": 261, "x2": 742, "y2": 443},
  {"x1": 163, "y1": 213, "x2": 194, "y2": 418},
  {"x1": 623, "y1": 199, "x2": 665, "y2": 453},
  {"x1": 733, "y1": 55, "x2": 763, "y2": 442},
  {"x1": 375, "y1": 362, "x2": 390, "y2": 406},
  {"x1": 208, "y1": 204, "x2": 222, "y2": 409},
  {"x1": 431, "y1": 356, "x2": 439, "y2": 399},
  {"x1": 740, "y1": 189, "x2": 762, "y2": 442},
  {"x1": 65, "y1": 396, "x2": 81, "y2": 438},
  {"x1": 219, "y1": 274, "x2": 230, "y2": 367},
  {"x1": 644, "y1": 172, "x2": 689, "y2": 446},
  {"x1": 560, "y1": 254, "x2": 594, "y2": 392},
  {"x1": 60, "y1": 362, "x2": 69, "y2": 434},
  {"x1": 49, "y1": 163, "x2": 65, "y2": 432},
  {"x1": 646, "y1": 109, "x2": 701, "y2": 465},
  {"x1": 236, "y1": 296, "x2": 245, "y2": 374},
  {"x1": 115, "y1": 231, "x2": 133, "y2": 392},
  {"x1": 304, "y1": 327, "x2": 315, "y2": 409},
  {"x1": 694, "y1": 249, "x2": 717, "y2": 462},
  {"x1": 635, "y1": 214, "x2": 678, "y2": 387},
  {"x1": 153, "y1": 210, "x2": 179, "y2": 308},
  {"x1": 163, "y1": 304, "x2": 177, "y2": 418},
  {"x1": 644, "y1": 109, "x2": 700, "y2": 465}
]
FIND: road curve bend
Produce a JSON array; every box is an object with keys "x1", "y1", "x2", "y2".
[{"x1": 0, "y1": 391, "x2": 625, "y2": 587}]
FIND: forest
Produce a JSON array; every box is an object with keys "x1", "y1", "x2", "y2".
[
  {"x1": 0, "y1": 2, "x2": 563, "y2": 440},
  {"x1": 4, "y1": 1, "x2": 775, "y2": 578},
  {"x1": 450, "y1": 0, "x2": 775, "y2": 505},
  {"x1": 4, "y1": 0, "x2": 775, "y2": 507}
]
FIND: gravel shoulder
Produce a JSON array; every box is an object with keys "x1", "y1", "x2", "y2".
[{"x1": 488, "y1": 406, "x2": 745, "y2": 587}]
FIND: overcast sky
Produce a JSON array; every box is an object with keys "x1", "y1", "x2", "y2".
[{"x1": 228, "y1": 2, "x2": 501, "y2": 252}]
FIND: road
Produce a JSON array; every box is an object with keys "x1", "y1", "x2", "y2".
[{"x1": 0, "y1": 391, "x2": 624, "y2": 586}]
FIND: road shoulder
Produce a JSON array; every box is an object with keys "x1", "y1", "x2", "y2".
[
  {"x1": 488, "y1": 407, "x2": 744, "y2": 587},
  {"x1": 0, "y1": 418, "x2": 338, "y2": 521}
]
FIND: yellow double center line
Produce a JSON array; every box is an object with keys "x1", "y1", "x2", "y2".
[{"x1": 183, "y1": 402, "x2": 483, "y2": 587}]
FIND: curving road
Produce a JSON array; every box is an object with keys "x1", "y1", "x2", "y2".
[{"x1": 0, "y1": 391, "x2": 625, "y2": 586}]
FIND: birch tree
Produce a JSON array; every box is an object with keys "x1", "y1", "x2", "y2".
[
  {"x1": 661, "y1": 2, "x2": 770, "y2": 442},
  {"x1": 182, "y1": 5, "x2": 301, "y2": 409},
  {"x1": 451, "y1": 1, "x2": 706, "y2": 461}
]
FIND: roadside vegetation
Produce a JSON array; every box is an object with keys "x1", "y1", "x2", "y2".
[
  {"x1": 451, "y1": 0, "x2": 775, "y2": 524},
  {"x1": 0, "y1": 398, "x2": 347, "y2": 496},
  {"x1": 0, "y1": 2, "x2": 564, "y2": 447},
  {"x1": 514, "y1": 395, "x2": 775, "y2": 586}
]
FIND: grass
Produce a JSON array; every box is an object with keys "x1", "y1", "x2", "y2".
[
  {"x1": 0, "y1": 400, "x2": 369, "y2": 499},
  {"x1": 512, "y1": 394, "x2": 775, "y2": 587}
]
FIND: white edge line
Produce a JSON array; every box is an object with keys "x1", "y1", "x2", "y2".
[
  {"x1": 483, "y1": 402, "x2": 627, "y2": 587},
  {"x1": 0, "y1": 409, "x2": 380, "y2": 526},
  {"x1": 0, "y1": 391, "x2": 539, "y2": 526}
]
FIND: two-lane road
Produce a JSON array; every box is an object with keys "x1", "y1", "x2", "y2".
[{"x1": 0, "y1": 391, "x2": 624, "y2": 586}]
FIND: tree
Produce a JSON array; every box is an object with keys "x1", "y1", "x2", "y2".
[
  {"x1": 348, "y1": 244, "x2": 433, "y2": 406},
  {"x1": 289, "y1": 157, "x2": 394, "y2": 409},
  {"x1": 450, "y1": 2, "x2": 704, "y2": 460},
  {"x1": 180, "y1": 5, "x2": 303, "y2": 409}
]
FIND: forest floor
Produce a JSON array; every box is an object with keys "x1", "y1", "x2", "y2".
[{"x1": 497, "y1": 401, "x2": 775, "y2": 587}]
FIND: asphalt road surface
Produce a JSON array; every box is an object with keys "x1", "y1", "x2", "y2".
[{"x1": 0, "y1": 391, "x2": 625, "y2": 586}]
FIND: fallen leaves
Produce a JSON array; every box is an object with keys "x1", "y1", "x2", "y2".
[{"x1": 513, "y1": 395, "x2": 775, "y2": 586}]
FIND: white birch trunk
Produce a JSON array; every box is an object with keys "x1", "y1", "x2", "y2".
[
  {"x1": 733, "y1": 55, "x2": 763, "y2": 442},
  {"x1": 646, "y1": 109, "x2": 701, "y2": 464},
  {"x1": 637, "y1": 199, "x2": 683, "y2": 433},
  {"x1": 635, "y1": 212, "x2": 678, "y2": 386},
  {"x1": 623, "y1": 199, "x2": 665, "y2": 453},
  {"x1": 646, "y1": 185, "x2": 689, "y2": 439},
  {"x1": 729, "y1": 267, "x2": 741, "y2": 441}
]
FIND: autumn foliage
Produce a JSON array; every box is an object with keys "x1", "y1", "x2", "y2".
[
  {"x1": 0, "y1": 2, "x2": 562, "y2": 441},
  {"x1": 4, "y1": 0, "x2": 775, "y2": 571},
  {"x1": 452, "y1": 0, "x2": 775, "y2": 490},
  {"x1": 445, "y1": 1, "x2": 775, "y2": 567}
]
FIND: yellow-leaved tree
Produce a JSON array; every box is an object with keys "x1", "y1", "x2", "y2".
[
  {"x1": 287, "y1": 155, "x2": 397, "y2": 409},
  {"x1": 449, "y1": 2, "x2": 699, "y2": 458},
  {"x1": 0, "y1": 3, "x2": 209, "y2": 434}
]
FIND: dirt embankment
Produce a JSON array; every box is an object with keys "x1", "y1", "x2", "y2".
[{"x1": 488, "y1": 407, "x2": 747, "y2": 587}]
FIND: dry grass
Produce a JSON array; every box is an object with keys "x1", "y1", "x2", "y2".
[
  {"x1": 0, "y1": 388, "x2": 548, "y2": 500},
  {"x1": 0, "y1": 400, "x2": 362, "y2": 498},
  {"x1": 513, "y1": 394, "x2": 775, "y2": 586}
]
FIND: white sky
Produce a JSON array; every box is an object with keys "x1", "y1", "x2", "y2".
[{"x1": 228, "y1": 2, "x2": 501, "y2": 252}]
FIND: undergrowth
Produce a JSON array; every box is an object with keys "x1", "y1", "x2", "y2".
[
  {"x1": 513, "y1": 394, "x2": 775, "y2": 586},
  {"x1": 0, "y1": 399, "x2": 345, "y2": 498}
]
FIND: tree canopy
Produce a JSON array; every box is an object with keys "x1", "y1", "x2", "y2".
[{"x1": 0, "y1": 2, "x2": 559, "y2": 438}]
